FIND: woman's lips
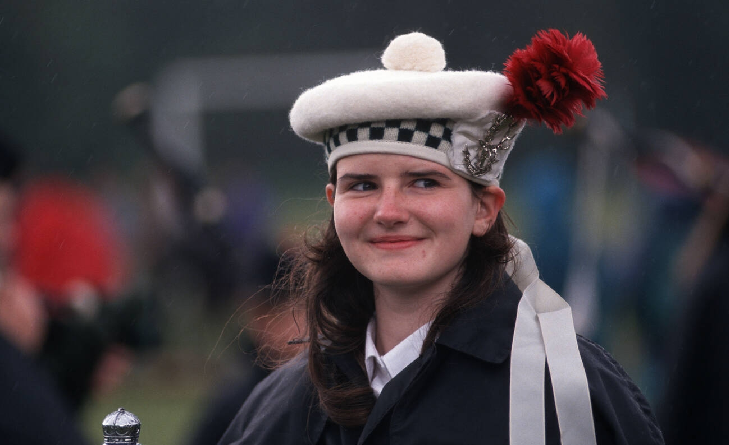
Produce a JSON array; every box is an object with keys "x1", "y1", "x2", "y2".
[{"x1": 369, "y1": 236, "x2": 422, "y2": 250}]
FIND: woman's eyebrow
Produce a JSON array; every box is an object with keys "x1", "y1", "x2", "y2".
[
  {"x1": 404, "y1": 170, "x2": 452, "y2": 180},
  {"x1": 337, "y1": 173, "x2": 377, "y2": 182}
]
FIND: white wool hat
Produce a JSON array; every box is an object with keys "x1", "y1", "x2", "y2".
[
  {"x1": 291, "y1": 28, "x2": 609, "y2": 186},
  {"x1": 289, "y1": 32, "x2": 524, "y2": 186}
]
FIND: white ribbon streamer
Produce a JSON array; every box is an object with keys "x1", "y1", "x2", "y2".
[
  {"x1": 510, "y1": 280, "x2": 546, "y2": 445},
  {"x1": 508, "y1": 239, "x2": 597, "y2": 445}
]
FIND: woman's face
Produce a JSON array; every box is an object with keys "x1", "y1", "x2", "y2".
[{"x1": 326, "y1": 154, "x2": 503, "y2": 296}]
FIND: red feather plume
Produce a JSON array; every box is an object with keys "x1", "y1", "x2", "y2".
[{"x1": 504, "y1": 29, "x2": 607, "y2": 134}]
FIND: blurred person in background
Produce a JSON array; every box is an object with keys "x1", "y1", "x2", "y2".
[
  {"x1": 187, "y1": 245, "x2": 302, "y2": 445},
  {"x1": 659, "y1": 176, "x2": 729, "y2": 443},
  {"x1": 12, "y1": 175, "x2": 161, "y2": 412},
  {"x1": 0, "y1": 131, "x2": 92, "y2": 445},
  {"x1": 629, "y1": 136, "x2": 729, "y2": 444},
  {"x1": 113, "y1": 83, "x2": 239, "y2": 316},
  {"x1": 113, "y1": 81, "x2": 287, "y2": 445}
]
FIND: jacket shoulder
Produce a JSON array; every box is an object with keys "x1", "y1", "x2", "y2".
[
  {"x1": 577, "y1": 335, "x2": 665, "y2": 445},
  {"x1": 218, "y1": 356, "x2": 325, "y2": 445}
]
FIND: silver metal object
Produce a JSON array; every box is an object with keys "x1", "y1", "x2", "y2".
[
  {"x1": 462, "y1": 114, "x2": 520, "y2": 176},
  {"x1": 102, "y1": 407, "x2": 141, "y2": 444}
]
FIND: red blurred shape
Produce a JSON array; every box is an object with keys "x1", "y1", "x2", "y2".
[{"x1": 14, "y1": 177, "x2": 127, "y2": 304}]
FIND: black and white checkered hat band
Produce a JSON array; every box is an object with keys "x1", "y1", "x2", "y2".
[{"x1": 324, "y1": 118, "x2": 455, "y2": 156}]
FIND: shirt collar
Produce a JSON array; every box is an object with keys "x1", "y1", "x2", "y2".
[
  {"x1": 364, "y1": 319, "x2": 378, "y2": 380},
  {"x1": 365, "y1": 317, "x2": 432, "y2": 384}
]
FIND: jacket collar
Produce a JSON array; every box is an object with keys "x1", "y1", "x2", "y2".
[
  {"x1": 329, "y1": 272, "x2": 522, "y2": 383},
  {"x1": 435, "y1": 274, "x2": 522, "y2": 364},
  {"x1": 322, "y1": 273, "x2": 523, "y2": 445}
]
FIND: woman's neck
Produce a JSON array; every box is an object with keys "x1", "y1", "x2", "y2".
[{"x1": 372, "y1": 285, "x2": 446, "y2": 355}]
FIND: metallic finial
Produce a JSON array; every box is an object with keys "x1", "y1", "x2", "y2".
[{"x1": 102, "y1": 407, "x2": 141, "y2": 445}]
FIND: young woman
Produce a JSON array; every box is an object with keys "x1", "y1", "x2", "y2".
[{"x1": 219, "y1": 31, "x2": 664, "y2": 445}]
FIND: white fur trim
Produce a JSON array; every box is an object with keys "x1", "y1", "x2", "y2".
[{"x1": 290, "y1": 69, "x2": 513, "y2": 143}]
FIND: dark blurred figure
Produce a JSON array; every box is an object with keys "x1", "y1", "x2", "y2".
[
  {"x1": 186, "y1": 248, "x2": 303, "y2": 445},
  {"x1": 650, "y1": 142, "x2": 729, "y2": 444},
  {"x1": 12, "y1": 176, "x2": 161, "y2": 411},
  {"x1": 113, "y1": 83, "x2": 238, "y2": 314},
  {"x1": 579, "y1": 129, "x2": 727, "y2": 405},
  {"x1": 0, "y1": 131, "x2": 92, "y2": 445}
]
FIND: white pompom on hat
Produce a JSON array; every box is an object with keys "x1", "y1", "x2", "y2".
[
  {"x1": 290, "y1": 30, "x2": 606, "y2": 186},
  {"x1": 380, "y1": 32, "x2": 446, "y2": 72}
]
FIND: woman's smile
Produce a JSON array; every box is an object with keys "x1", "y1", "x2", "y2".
[{"x1": 369, "y1": 235, "x2": 424, "y2": 250}]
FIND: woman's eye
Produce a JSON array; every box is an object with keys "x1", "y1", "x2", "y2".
[
  {"x1": 413, "y1": 178, "x2": 439, "y2": 188},
  {"x1": 350, "y1": 182, "x2": 376, "y2": 191}
]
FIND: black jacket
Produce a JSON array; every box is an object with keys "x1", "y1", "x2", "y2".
[
  {"x1": 0, "y1": 334, "x2": 91, "y2": 445},
  {"x1": 219, "y1": 277, "x2": 664, "y2": 445}
]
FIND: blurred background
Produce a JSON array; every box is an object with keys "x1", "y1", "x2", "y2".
[{"x1": 1, "y1": 1, "x2": 727, "y2": 444}]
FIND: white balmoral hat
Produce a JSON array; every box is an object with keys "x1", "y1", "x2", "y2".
[{"x1": 290, "y1": 30, "x2": 606, "y2": 186}]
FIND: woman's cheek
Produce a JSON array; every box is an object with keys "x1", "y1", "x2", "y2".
[{"x1": 335, "y1": 205, "x2": 365, "y2": 230}]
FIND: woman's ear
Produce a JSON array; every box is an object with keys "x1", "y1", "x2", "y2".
[
  {"x1": 325, "y1": 184, "x2": 336, "y2": 206},
  {"x1": 472, "y1": 186, "x2": 505, "y2": 237}
]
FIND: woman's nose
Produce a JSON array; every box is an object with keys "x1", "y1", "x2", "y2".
[{"x1": 373, "y1": 187, "x2": 409, "y2": 226}]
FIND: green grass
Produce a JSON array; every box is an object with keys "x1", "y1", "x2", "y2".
[
  {"x1": 80, "y1": 313, "x2": 247, "y2": 445},
  {"x1": 81, "y1": 356, "x2": 210, "y2": 445}
]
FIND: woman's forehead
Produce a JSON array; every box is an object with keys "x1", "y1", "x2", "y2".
[{"x1": 335, "y1": 153, "x2": 451, "y2": 175}]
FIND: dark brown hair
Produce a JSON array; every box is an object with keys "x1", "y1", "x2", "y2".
[{"x1": 278, "y1": 178, "x2": 513, "y2": 427}]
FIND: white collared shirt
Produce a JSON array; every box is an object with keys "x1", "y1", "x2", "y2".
[{"x1": 364, "y1": 317, "x2": 432, "y2": 397}]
